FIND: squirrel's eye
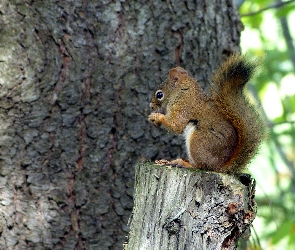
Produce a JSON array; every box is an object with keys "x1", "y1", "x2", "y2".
[{"x1": 156, "y1": 90, "x2": 164, "y2": 100}]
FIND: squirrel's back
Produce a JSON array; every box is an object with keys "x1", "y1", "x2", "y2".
[{"x1": 211, "y1": 54, "x2": 266, "y2": 173}]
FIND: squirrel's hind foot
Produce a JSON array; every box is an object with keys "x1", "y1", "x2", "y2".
[
  {"x1": 154, "y1": 159, "x2": 193, "y2": 168},
  {"x1": 170, "y1": 158, "x2": 193, "y2": 168}
]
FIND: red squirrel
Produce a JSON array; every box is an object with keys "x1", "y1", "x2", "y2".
[{"x1": 148, "y1": 54, "x2": 266, "y2": 173}]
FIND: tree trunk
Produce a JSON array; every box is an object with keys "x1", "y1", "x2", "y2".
[
  {"x1": 125, "y1": 163, "x2": 256, "y2": 250},
  {"x1": 0, "y1": 0, "x2": 242, "y2": 249}
]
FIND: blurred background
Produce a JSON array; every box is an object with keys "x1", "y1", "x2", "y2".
[{"x1": 237, "y1": 0, "x2": 295, "y2": 249}]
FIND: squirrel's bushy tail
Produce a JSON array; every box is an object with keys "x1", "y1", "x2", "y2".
[{"x1": 211, "y1": 54, "x2": 266, "y2": 173}]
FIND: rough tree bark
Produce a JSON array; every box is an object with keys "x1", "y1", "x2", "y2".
[
  {"x1": 0, "y1": 0, "x2": 242, "y2": 249},
  {"x1": 125, "y1": 163, "x2": 256, "y2": 250}
]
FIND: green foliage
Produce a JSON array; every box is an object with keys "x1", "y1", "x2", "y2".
[
  {"x1": 276, "y1": 3, "x2": 295, "y2": 18},
  {"x1": 270, "y1": 220, "x2": 295, "y2": 245},
  {"x1": 239, "y1": 0, "x2": 295, "y2": 249}
]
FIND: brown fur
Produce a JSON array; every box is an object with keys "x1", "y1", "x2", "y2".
[{"x1": 148, "y1": 54, "x2": 266, "y2": 173}]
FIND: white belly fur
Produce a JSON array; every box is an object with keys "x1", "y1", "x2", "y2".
[{"x1": 183, "y1": 123, "x2": 195, "y2": 164}]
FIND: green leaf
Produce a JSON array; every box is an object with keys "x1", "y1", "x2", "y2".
[
  {"x1": 271, "y1": 220, "x2": 295, "y2": 244},
  {"x1": 288, "y1": 225, "x2": 295, "y2": 245},
  {"x1": 242, "y1": 13, "x2": 264, "y2": 28},
  {"x1": 275, "y1": 3, "x2": 295, "y2": 18}
]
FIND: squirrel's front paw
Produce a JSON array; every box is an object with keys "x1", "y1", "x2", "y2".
[{"x1": 148, "y1": 113, "x2": 164, "y2": 126}]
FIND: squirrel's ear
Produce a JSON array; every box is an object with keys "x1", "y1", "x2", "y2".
[{"x1": 169, "y1": 67, "x2": 188, "y2": 82}]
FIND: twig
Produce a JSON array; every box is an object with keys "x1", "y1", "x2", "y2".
[
  {"x1": 241, "y1": 0, "x2": 295, "y2": 17},
  {"x1": 276, "y1": 0, "x2": 295, "y2": 71},
  {"x1": 270, "y1": 120, "x2": 295, "y2": 127}
]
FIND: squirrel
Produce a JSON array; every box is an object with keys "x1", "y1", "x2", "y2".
[{"x1": 148, "y1": 54, "x2": 266, "y2": 173}]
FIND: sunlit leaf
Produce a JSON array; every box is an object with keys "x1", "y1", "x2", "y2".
[
  {"x1": 275, "y1": 3, "x2": 295, "y2": 18},
  {"x1": 271, "y1": 220, "x2": 295, "y2": 244}
]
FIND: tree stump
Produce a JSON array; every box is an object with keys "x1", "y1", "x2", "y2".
[{"x1": 124, "y1": 162, "x2": 256, "y2": 250}]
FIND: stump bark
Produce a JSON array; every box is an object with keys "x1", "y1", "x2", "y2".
[{"x1": 125, "y1": 162, "x2": 256, "y2": 250}]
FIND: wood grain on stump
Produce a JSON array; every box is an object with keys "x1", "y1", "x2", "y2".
[{"x1": 125, "y1": 162, "x2": 256, "y2": 250}]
